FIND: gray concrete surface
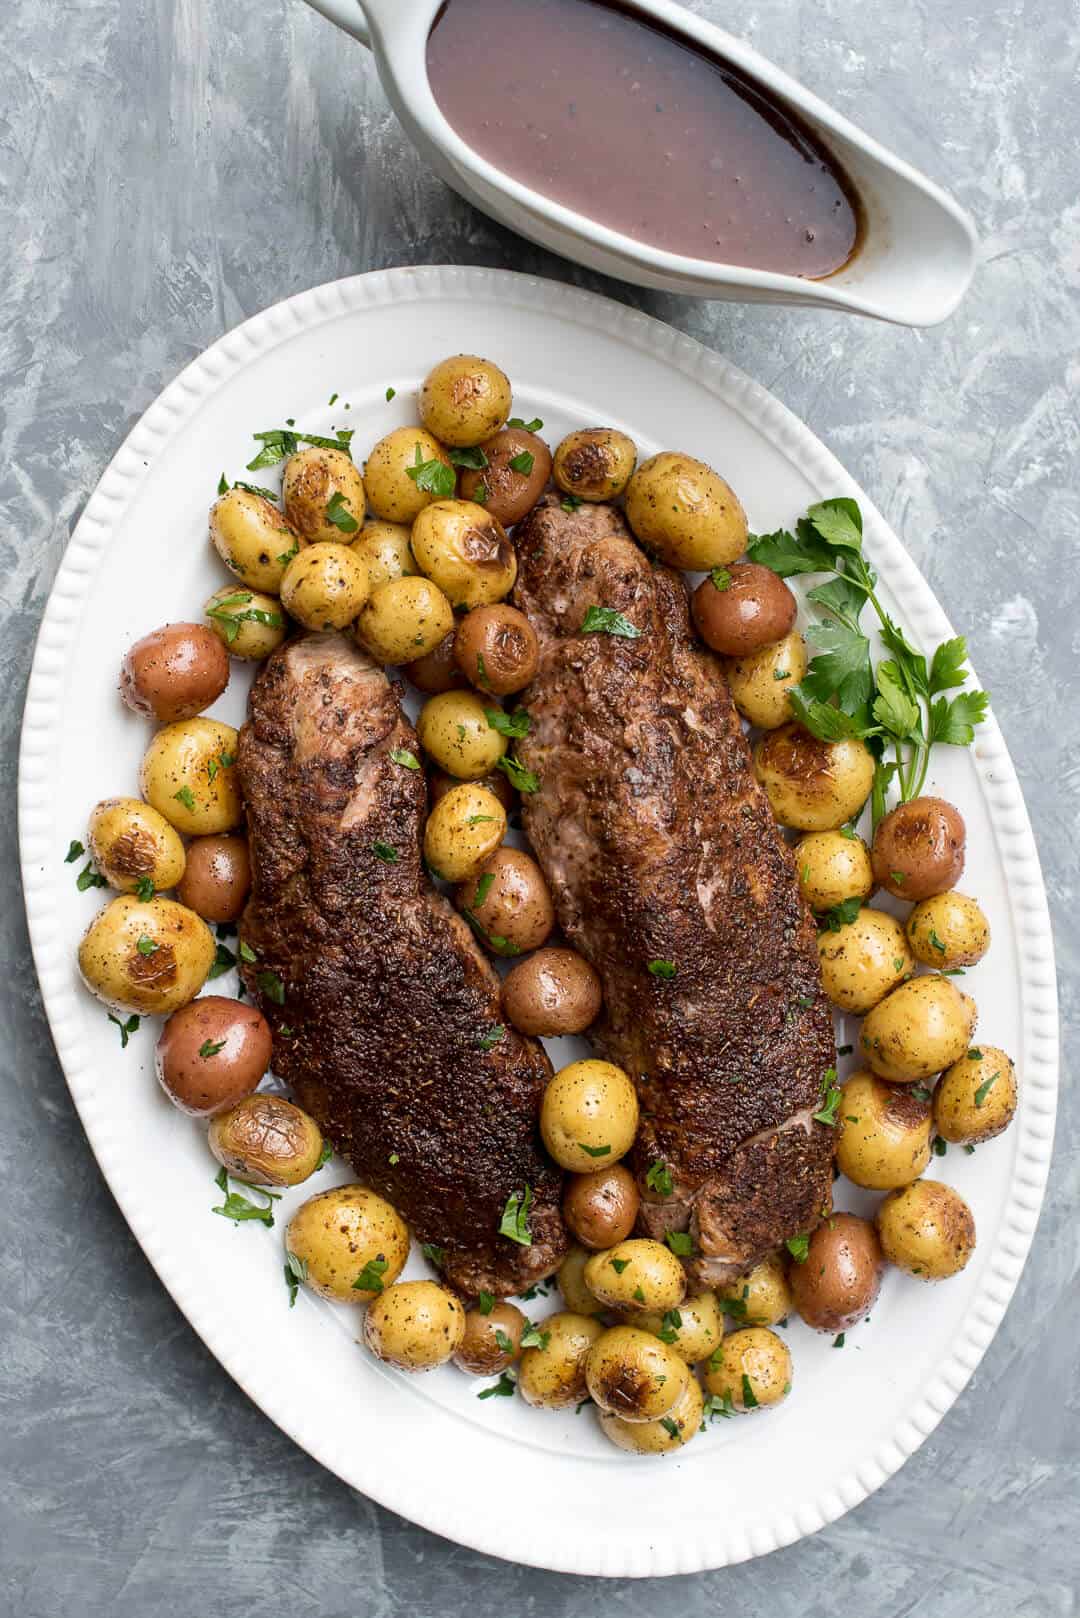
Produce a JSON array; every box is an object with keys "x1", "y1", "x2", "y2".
[{"x1": 1, "y1": 0, "x2": 1076, "y2": 1613}]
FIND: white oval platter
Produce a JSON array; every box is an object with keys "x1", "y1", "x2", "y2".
[{"x1": 18, "y1": 267, "x2": 1058, "y2": 1577}]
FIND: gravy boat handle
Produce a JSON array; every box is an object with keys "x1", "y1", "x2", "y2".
[{"x1": 300, "y1": 0, "x2": 371, "y2": 48}]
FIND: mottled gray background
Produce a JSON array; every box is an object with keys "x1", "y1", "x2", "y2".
[{"x1": 1, "y1": 0, "x2": 1076, "y2": 1612}]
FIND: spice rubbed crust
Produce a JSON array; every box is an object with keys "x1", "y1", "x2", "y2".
[
  {"x1": 512, "y1": 496, "x2": 836, "y2": 1283},
  {"x1": 237, "y1": 632, "x2": 566, "y2": 1296}
]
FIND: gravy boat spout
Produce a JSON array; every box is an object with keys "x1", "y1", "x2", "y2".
[{"x1": 303, "y1": 0, "x2": 977, "y2": 327}]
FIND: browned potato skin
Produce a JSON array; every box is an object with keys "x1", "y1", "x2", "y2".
[
  {"x1": 404, "y1": 631, "x2": 468, "y2": 695},
  {"x1": 453, "y1": 605, "x2": 540, "y2": 695},
  {"x1": 501, "y1": 947, "x2": 602, "y2": 1037},
  {"x1": 429, "y1": 765, "x2": 515, "y2": 815},
  {"x1": 176, "y1": 835, "x2": 251, "y2": 923},
  {"x1": 789, "y1": 1212, "x2": 884, "y2": 1333},
  {"x1": 208, "y1": 1093, "x2": 324, "y2": 1187},
  {"x1": 563, "y1": 1163, "x2": 640, "y2": 1250},
  {"x1": 872, "y1": 796, "x2": 966, "y2": 900},
  {"x1": 691, "y1": 563, "x2": 797, "y2": 657},
  {"x1": 875, "y1": 1180, "x2": 976, "y2": 1280},
  {"x1": 454, "y1": 847, "x2": 555, "y2": 955},
  {"x1": 834, "y1": 1070, "x2": 933, "y2": 1190},
  {"x1": 155, "y1": 996, "x2": 272, "y2": 1116},
  {"x1": 458, "y1": 427, "x2": 552, "y2": 526},
  {"x1": 452, "y1": 1301, "x2": 527, "y2": 1376},
  {"x1": 553, "y1": 428, "x2": 637, "y2": 501},
  {"x1": 120, "y1": 624, "x2": 230, "y2": 723}
]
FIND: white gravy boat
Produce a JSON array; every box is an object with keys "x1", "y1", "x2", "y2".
[{"x1": 303, "y1": 0, "x2": 977, "y2": 326}]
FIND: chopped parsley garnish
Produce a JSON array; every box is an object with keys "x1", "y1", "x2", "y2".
[
  {"x1": 494, "y1": 1329, "x2": 514, "y2": 1353},
  {"x1": 65, "y1": 839, "x2": 85, "y2": 863},
  {"x1": 657, "y1": 1308, "x2": 683, "y2": 1344},
  {"x1": 508, "y1": 450, "x2": 535, "y2": 476},
  {"x1": 385, "y1": 386, "x2": 396, "y2": 401},
  {"x1": 477, "y1": 1371, "x2": 516, "y2": 1400},
  {"x1": 284, "y1": 1251, "x2": 308, "y2": 1307},
  {"x1": 211, "y1": 1166, "x2": 279, "y2": 1227},
  {"x1": 580, "y1": 605, "x2": 641, "y2": 639},
  {"x1": 507, "y1": 416, "x2": 543, "y2": 432},
  {"x1": 390, "y1": 747, "x2": 420, "y2": 770},
  {"x1": 932, "y1": 1135, "x2": 948, "y2": 1156},
  {"x1": 648, "y1": 959, "x2": 676, "y2": 980},
  {"x1": 485, "y1": 707, "x2": 531, "y2": 738},
  {"x1": 609, "y1": 1257, "x2": 630, "y2": 1275},
  {"x1": 520, "y1": 1323, "x2": 550, "y2": 1351},
  {"x1": 837, "y1": 1043, "x2": 854, "y2": 1057},
  {"x1": 352, "y1": 1257, "x2": 390, "y2": 1294},
  {"x1": 833, "y1": 1332, "x2": 846, "y2": 1348},
  {"x1": 206, "y1": 590, "x2": 284, "y2": 645},
  {"x1": 561, "y1": 494, "x2": 583, "y2": 512},
  {"x1": 246, "y1": 425, "x2": 355, "y2": 470},
  {"x1": 405, "y1": 444, "x2": 455, "y2": 497},
  {"x1": 968, "y1": 1047, "x2": 984, "y2": 1061},
  {"x1": 208, "y1": 942, "x2": 237, "y2": 979},
  {"x1": 134, "y1": 876, "x2": 155, "y2": 902},
  {"x1": 255, "y1": 969, "x2": 286, "y2": 1005},
  {"x1": 785, "y1": 1233, "x2": 810, "y2": 1264},
  {"x1": 372, "y1": 841, "x2": 399, "y2": 863},
  {"x1": 328, "y1": 393, "x2": 338, "y2": 406},
  {"x1": 910, "y1": 1083, "x2": 933, "y2": 1103},
  {"x1": 422, "y1": 1242, "x2": 446, "y2": 1268},
  {"x1": 974, "y1": 1069, "x2": 1001, "y2": 1107},
  {"x1": 276, "y1": 539, "x2": 299, "y2": 567},
  {"x1": 646, "y1": 1160, "x2": 674, "y2": 1197},
  {"x1": 477, "y1": 1291, "x2": 495, "y2": 1316},
  {"x1": 76, "y1": 862, "x2": 107, "y2": 891},
  {"x1": 496, "y1": 755, "x2": 539, "y2": 794},
  {"x1": 928, "y1": 928, "x2": 947, "y2": 955},
  {"x1": 703, "y1": 1390, "x2": 735, "y2": 1421},
  {"x1": 324, "y1": 491, "x2": 359, "y2": 534},
  {"x1": 659, "y1": 1416, "x2": 681, "y2": 1439},
  {"x1": 719, "y1": 1286, "x2": 749, "y2": 1321},
  {"x1": 772, "y1": 668, "x2": 791, "y2": 681},
  {"x1": 819, "y1": 896, "x2": 862, "y2": 932},
  {"x1": 665, "y1": 1231, "x2": 694, "y2": 1257},
  {"x1": 107, "y1": 1012, "x2": 140, "y2": 1048},
  {"x1": 499, "y1": 1186, "x2": 533, "y2": 1247},
  {"x1": 741, "y1": 1374, "x2": 759, "y2": 1410},
  {"x1": 477, "y1": 1024, "x2": 505, "y2": 1052},
  {"x1": 316, "y1": 1141, "x2": 333, "y2": 1170},
  {"x1": 199, "y1": 1039, "x2": 226, "y2": 1059},
  {"x1": 448, "y1": 445, "x2": 489, "y2": 469},
  {"x1": 472, "y1": 872, "x2": 495, "y2": 909},
  {"x1": 813, "y1": 1068, "x2": 842, "y2": 1126},
  {"x1": 173, "y1": 786, "x2": 196, "y2": 811},
  {"x1": 217, "y1": 472, "x2": 229, "y2": 495},
  {"x1": 578, "y1": 1142, "x2": 611, "y2": 1158},
  {"x1": 709, "y1": 567, "x2": 733, "y2": 592},
  {"x1": 239, "y1": 940, "x2": 257, "y2": 963}
]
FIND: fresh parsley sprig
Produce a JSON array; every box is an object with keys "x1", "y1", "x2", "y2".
[{"x1": 748, "y1": 499, "x2": 989, "y2": 819}]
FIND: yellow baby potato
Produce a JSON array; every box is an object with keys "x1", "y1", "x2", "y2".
[
  {"x1": 139, "y1": 718, "x2": 242, "y2": 836},
  {"x1": 540, "y1": 1058, "x2": 639, "y2": 1171}
]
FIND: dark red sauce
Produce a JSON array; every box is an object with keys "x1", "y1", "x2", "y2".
[{"x1": 427, "y1": 0, "x2": 861, "y2": 278}]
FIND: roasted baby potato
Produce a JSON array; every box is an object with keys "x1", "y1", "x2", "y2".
[
  {"x1": 871, "y1": 796, "x2": 966, "y2": 900},
  {"x1": 585, "y1": 1325, "x2": 689, "y2": 1421},
  {"x1": 350, "y1": 520, "x2": 418, "y2": 590},
  {"x1": 120, "y1": 623, "x2": 230, "y2": 723},
  {"x1": 817, "y1": 908, "x2": 914, "y2": 1015},
  {"x1": 552, "y1": 428, "x2": 637, "y2": 502},
  {"x1": 455, "y1": 847, "x2": 555, "y2": 956},
  {"x1": 411, "y1": 499, "x2": 517, "y2": 608},
  {"x1": 517, "y1": 1311, "x2": 604, "y2": 1409},
  {"x1": 363, "y1": 1280, "x2": 466, "y2": 1370},
  {"x1": 364, "y1": 427, "x2": 455, "y2": 524},
  {"x1": 423, "y1": 782, "x2": 507, "y2": 882},
  {"x1": 286, "y1": 1185, "x2": 410, "y2": 1304},
  {"x1": 540, "y1": 1059, "x2": 640, "y2": 1172},
  {"x1": 933, "y1": 1045, "x2": 1017, "y2": 1145},
  {"x1": 599, "y1": 1373, "x2": 702, "y2": 1454},
  {"x1": 86, "y1": 797, "x2": 186, "y2": 895},
  {"x1": 452, "y1": 1300, "x2": 527, "y2": 1376},
  {"x1": 906, "y1": 891, "x2": 990, "y2": 968},
  {"x1": 724, "y1": 630, "x2": 808, "y2": 730},
  {"x1": 139, "y1": 717, "x2": 242, "y2": 837},
  {"x1": 556, "y1": 1243, "x2": 606, "y2": 1316},
  {"x1": 204, "y1": 585, "x2": 287, "y2": 660},
  {"x1": 155, "y1": 996, "x2": 272, "y2": 1115},
  {"x1": 563, "y1": 1163, "x2": 640, "y2": 1251},
  {"x1": 860, "y1": 974, "x2": 977, "y2": 1083},
  {"x1": 703, "y1": 1326, "x2": 792, "y2": 1412},
  {"x1": 453, "y1": 605, "x2": 539, "y2": 695},
  {"x1": 875, "y1": 1180, "x2": 976, "y2": 1280},
  {"x1": 356, "y1": 575, "x2": 455, "y2": 666},
  {"x1": 280, "y1": 541, "x2": 370, "y2": 631},
  {"x1": 282, "y1": 444, "x2": 365, "y2": 544},
  {"x1": 209, "y1": 1093, "x2": 325, "y2": 1187},
  {"x1": 754, "y1": 723, "x2": 875, "y2": 831},
  {"x1": 788, "y1": 1213, "x2": 883, "y2": 1332},
  {"x1": 416, "y1": 689, "x2": 508, "y2": 779},
  {"x1": 624, "y1": 451, "x2": 748, "y2": 570},
  {"x1": 78, "y1": 894, "x2": 215, "y2": 1015},
  {"x1": 716, "y1": 1251, "x2": 793, "y2": 1328},
  {"x1": 796, "y1": 829, "x2": 874, "y2": 914},
  {"x1": 418, "y1": 354, "x2": 512, "y2": 447},
  {"x1": 457, "y1": 427, "x2": 552, "y2": 525},
  {"x1": 691, "y1": 562, "x2": 797, "y2": 658},
  {"x1": 583, "y1": 1238, "x2": 686, "y2": 1314},
  {"x1": 834, "y1": 1070, "x2": 933, "y2": 1189},
  {"x1": 501, "y1": 947, "x2": 603, "y2": 1038},
  {"x1": 176, "y1": 834, "x2": 251, "y2": 923},
  {"x1": 429, "y1": 764, "x2": 515, "y2": 815},
  {"x1": 631, "y1": 1290, "x2": 723, "y2": 1364},
  {"x1": 210, "y1": 487, "x2": 304, "y2": 595}
]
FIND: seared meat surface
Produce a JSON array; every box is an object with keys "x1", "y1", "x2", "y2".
[
  {"x1": 238, "y1": 633, "x2": 566, "y2": 1296},
  {"x1": 513, "y1": 496, "x2": 835, "y2": 1283}
]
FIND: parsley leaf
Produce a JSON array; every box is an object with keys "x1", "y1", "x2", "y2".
[
  {"x1": 65, "y1": 839, "x2": 85, "y2": 863},
  {"x1": 352, "y1": 1257, "x2": 390, "y2": 1294},
  {"x1": 477, "y1": 1371, "x2": 516, "y2": 1400},
  {"x1": 405, "y1": 444, "x2": 455, "y2": 498},
  {"x1": 928, "y1": 689, "x2": 991, "y2": 747},
  {"x1": 580, "y1": 606, "x2": 641, "y2": 639},
  {"x1": 508, "y1": 450, "x2": 535, "y2": 476},
  {"x1": 709, "y1": 567, "x2": 732, "y2": 592},
  {"x1": 390, "y1": 747, "x2": 420, "y2": 770},
  {"x1": 507, "y1": 416, "x2": 543, "y2": 432},
  {"x1": 645, "y1": 1161, "x2": 674, "y2": 1197},
  {"x1": 76, "y1": 862, "x2": 107, "y2": 891},
  {"x1": 496, "y1": 755, "x2": 539, "y2": 794},
  {"x1": 648, "y1": 959, "x2": 676, "y2": 980},
  {"x1": 449, "y1": 446, "x2": 488, "y2": 469},
  {"x1": 477, "y1": 1024, "x2": 506, "y2": 1052},
  {"x1": 819, "y1": 897, "x2": 862, "y2": 932},
  {"x1": 107, "y1": 1012, "x2": 140, "y2": 1048},
  {"x1": 422, "y1": 1242, "x2": 446, "y2": 1268},
  {"x1": 372, "y1": 842, "x2": 399, "y2": 864},
  {"x1": 485, "y1": 707, "x2": 531, "y2": 738},
  {"x1": 284, "y1": 1251, "x2": 308, "y2": 1307},
  {"x1": 578, "y1": 1142, "x2": 611, "y2": 1158},
  {"x1": 477, "y1": 1291, "x2": 495, "y2": 1315},
  {"x1": 785, "y1": 1233, "x2": 810, "y2": 1264},
  {"x1": 211, "y1": 1167, "x2": 279, "y2": 1227},
  {"x1": 813, "y1": 1068, "x2": 842, "y2": 1126},
  {"x1": 499, "y1": 1186, "x2": 533, "y2": 1247},
  {"x1": 974, "y1": 1068, "x2": 1002, "y2": 1107},
  {"x1": 520, "y1": 1323, "x2": 550, "y2": 1351},
  {"x1": 665, "y1": 1231, "x2": 694, "y2": 1256},
  {"x1": 324, "y1": 491, "x2": 359, "y2": 534},
  {"x1": 255, "y1": 969, "x2": 285, "y2": 1005}
]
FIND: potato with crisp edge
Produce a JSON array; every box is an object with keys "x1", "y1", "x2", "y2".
[
  {"x1": 287, "y1": 1185, "x2": 410, "y2": 1304},
  {"x1": 78, "y1": 894, "x2": 215, "y2": 1015}
]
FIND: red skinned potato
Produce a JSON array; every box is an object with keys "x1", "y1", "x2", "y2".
[
  {"x1": 691, "y1": 563, "x2": 797, "y2": 657},
  {"x1": 789, "y1": 1213, "x2": 884, "y2": 1333},
  {"x1": 155, "y1": 996, "x2": 273, "y2": 1116},
  {"x1": 871, "y1": 796, "x2": 966, "y2": 900},
  {"x1": 120, "y1": 623, "x2": 230, "y2": 722},
  {"x1": 176, "y1": 835, "x2": 252, "y2": 923},
  {"x1": 501, "y1": 947, "x2": 602, "y2": 1036},
  {"x1": 457, "y1": 427, "x2": 553, "y2": 527}
]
